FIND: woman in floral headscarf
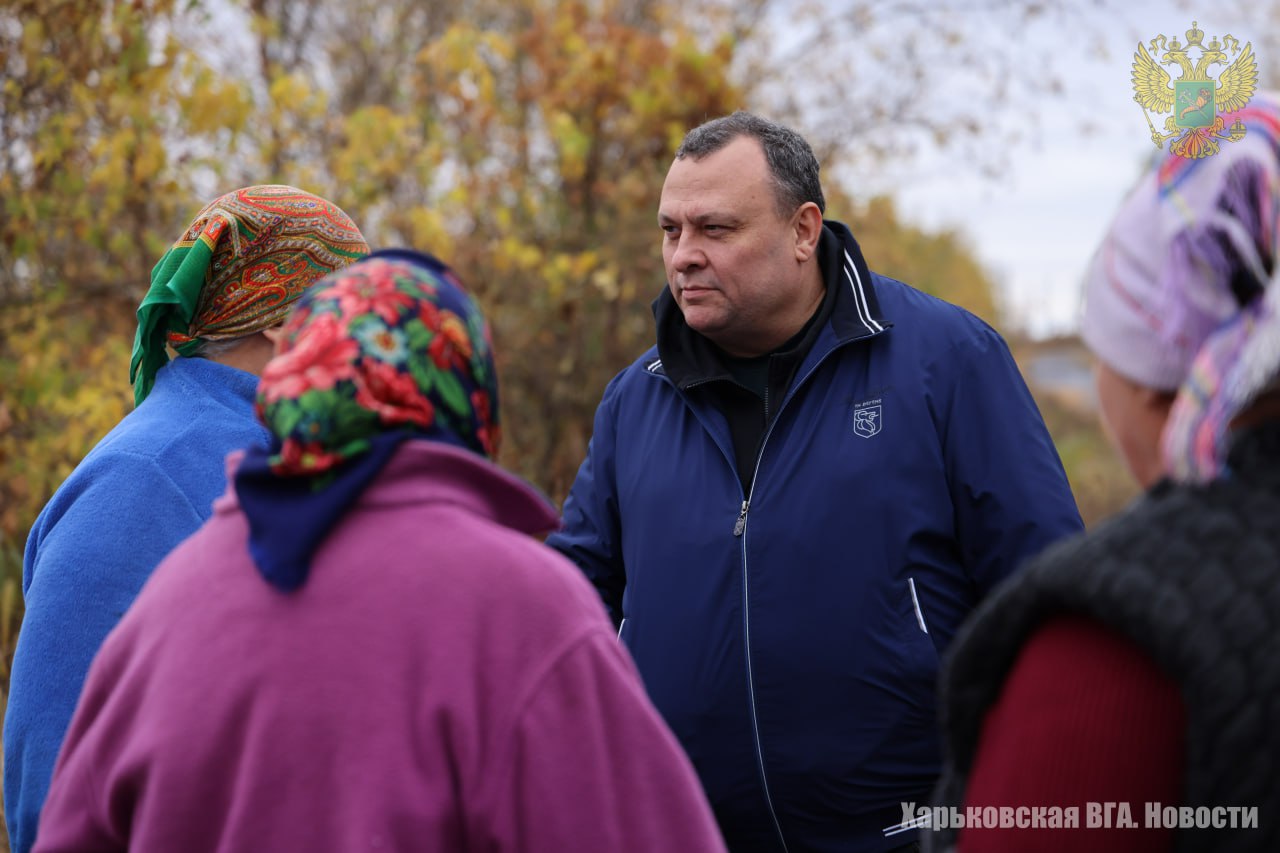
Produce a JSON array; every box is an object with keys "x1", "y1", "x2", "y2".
[
  {"x1": 5, "y1": 185, "x2": 367, "y2": 853},
  {"x1": 925, "y1": 95, "x2": 1280, "y2": 853},
  {"x1": 33, "y1": 250, "x2": 728, "y2": 853}
]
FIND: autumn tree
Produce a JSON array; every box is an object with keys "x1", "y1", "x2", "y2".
[
  {"x1": 0, "y1": 0, "x2": 252, "y2": 304},
  {"x1": 183, "y1": 0, "x2": 747, "y2": 495},
  {"x1": 0, "y1": 1, "x2": 1040, "y2": 764},
  {"x1": 0, "y1": 0, "x2": 252, "y2": 702},
  {"x1": 0, "y1": 1, "x2": 746, "y2": 728},
  {"x1": 834, "y1": 195, "x2": 1001, "y2": 322}
]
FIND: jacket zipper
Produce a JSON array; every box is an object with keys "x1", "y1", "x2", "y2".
[
  {"x1": 738, "y1": 496, "x2": 786, "y2": 851},
  {"x1": 731, "y1": 349, "x2": 847, "y2": 853},
  {"x1": 678, "y1": 329, "x2": 883, "y2": 852},
  {"x1": 732, "y1": 344, "x2": 846, "y2": 537}
]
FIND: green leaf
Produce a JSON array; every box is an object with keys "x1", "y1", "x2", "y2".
[
  {"x1": 330, "y1": 394, "x2": 379, "y2": 437},
  {"x1": 407, "y1": 358, "x2": 436, "y2": 394},
  {"x1": 433, "y1": 369, "x2": 470, "y2": 417},
  {"x1": 270, "y1": 397, "x2": 306, "y2": 437},
  {"x1": 405, "y1": 320, "x2": 435, "y2": 354}
]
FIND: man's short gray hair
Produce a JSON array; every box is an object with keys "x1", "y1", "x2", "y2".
[{"x1": 674, "y1": 111, "x2": 826, "y2": 216}]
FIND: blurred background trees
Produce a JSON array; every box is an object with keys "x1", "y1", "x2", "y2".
[{"x1": 0, "y1": 0, "x2": 1134, "y2": 802}]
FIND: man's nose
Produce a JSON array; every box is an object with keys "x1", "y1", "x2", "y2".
[{"x1": 670, "y1": 233, "x2": 705, "y2": 272}]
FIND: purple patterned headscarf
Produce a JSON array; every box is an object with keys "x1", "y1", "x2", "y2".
[
  {"x1": 1080, "y1": 93, "x2": 1280, "y2": 482},
  {"x1": 234, "y1": 248, "x2": 501, "y2": 590},
  {"x1": 1162, "y1": 270, "x2": 1280, "y2": 482}
]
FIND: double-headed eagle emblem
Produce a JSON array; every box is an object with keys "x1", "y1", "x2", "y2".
[{"x1": 1132, "y1": 21, "x2": 1258, "y2": 159}]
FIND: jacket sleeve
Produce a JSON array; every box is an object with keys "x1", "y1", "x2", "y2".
[
  {"x1": 474, "y1": 629, "x2": 727, "y2": 853},
  {"x1": 544, "y1": 376, "x2": 626, "y2": 626},
  {"x1": 934, "y1": 321, "x2": 1083, "y2": 596},
  {"x1": 6, "y1": 456, "x2": 201, "y2": 853}
]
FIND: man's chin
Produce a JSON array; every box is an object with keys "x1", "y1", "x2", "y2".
[{"x1": 680, "y1": 308, "x2": 726, "y2": 337}]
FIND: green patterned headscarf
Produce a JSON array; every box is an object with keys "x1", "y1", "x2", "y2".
[{"x1": 130, "y1": 184, "x2": 368, "y2": 405}]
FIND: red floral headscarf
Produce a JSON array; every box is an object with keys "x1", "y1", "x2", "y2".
[{"x1": 234, "y1": 249, "x2": 502, "y2": 592}]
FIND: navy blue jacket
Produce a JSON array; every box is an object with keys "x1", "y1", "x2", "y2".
[{"x1": 548, "y1": 222, "x2": 1083, "y2": 852}]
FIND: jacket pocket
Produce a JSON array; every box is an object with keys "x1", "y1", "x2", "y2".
[
  {"x1": 894, "y1": 577, "x2": 940, "y2": 715},
  {"x1": 907, "y1": 577, "x2": 929, "y2": 635},
  {"x1": 895, "y1": 576, "x2": 938, "y2": 666}
]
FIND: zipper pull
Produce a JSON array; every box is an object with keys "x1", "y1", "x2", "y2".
[{"x1": 733, "y1": 500, "x2": 749, "y2": 537}]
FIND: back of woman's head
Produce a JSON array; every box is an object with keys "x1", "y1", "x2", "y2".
[
  {"x1": 235, "y1": 249, "x2": 502, "y2": 592},
  {"x1": 1081, "y1": 93, "x2": 1280, "y2": 481},
  {"x1": 1083, "y1": 95, "x2": 1280, "y2": 390},
  {"x1": 132, "y1": 185, "x2": 369, "y2": 404},
  {"x1": 258, "y1": 248, "x2": 500, "y2": 471}
]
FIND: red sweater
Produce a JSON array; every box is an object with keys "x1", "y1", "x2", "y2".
[{"x1": 958, "y1": 615, "x2": 1186, "y2": 852}]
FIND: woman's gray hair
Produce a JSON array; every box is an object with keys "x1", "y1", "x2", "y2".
[
  {"x1": 184, "y1": 335, "x2": 256, "y2": 360},
  {"x1": 674, "y1": 111, "x2": 826, "y2": 216}
]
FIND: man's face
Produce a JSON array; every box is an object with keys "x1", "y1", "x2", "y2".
[{"x1": 658, "y1": 136, "x2": 810, "y2": 357}]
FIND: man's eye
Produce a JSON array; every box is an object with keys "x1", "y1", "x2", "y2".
[{"x1": 661, "y1": 225, "x2": 679, "y2": 237}]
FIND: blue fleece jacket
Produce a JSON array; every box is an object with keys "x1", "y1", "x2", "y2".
[{"x1": 4, "y1": 357, "x2": 269, "y2": 853}]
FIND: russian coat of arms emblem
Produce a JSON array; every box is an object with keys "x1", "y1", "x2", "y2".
[{"x1": 1132, "y1": 21, "x2": 1258, "y2": 158}]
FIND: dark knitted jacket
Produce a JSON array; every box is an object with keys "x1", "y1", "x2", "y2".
[{"x1": 928, "y1": 423, "x2": 1280, "y2": 853}]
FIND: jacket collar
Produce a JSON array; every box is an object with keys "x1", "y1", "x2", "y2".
[
  {"x1": 651, "y1": 220, "x2": 889, "y2": 388},
  {"x1": 822, "y1": 219, "x2": 888, "y2": 341}
]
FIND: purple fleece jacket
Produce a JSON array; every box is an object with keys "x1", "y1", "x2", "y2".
[{"x1": 34, "y1": 441, "x2": 726, "y2": 853}]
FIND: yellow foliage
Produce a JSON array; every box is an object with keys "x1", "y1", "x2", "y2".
[
  {"x1": 838, "y1": 195, "x2": 1002, "y2": 324},
  {"x1": 548, "y1": 111, "x2": 590, "y2": 180},
  {"x1": 2, "y1": 0, "x2": 251, "y2": 301},
  {"x1": 0, "y1": 295, "x2": 133, "y2": 695},
  {"x1": 132, "y1": 135, "x2": 167, "y2": 183},
  {"x1": 269, "y1": 72, "x2": 327, "y2": 119},
  {"x1": 426, "y1": 23, "x2": 472, "y2": 69},
  {"x1": 405, "y1": 209, "x2": 455, "y2": 259},
  {"x1": 182, "y1": 67, "x2": 253, "y2": 136}
]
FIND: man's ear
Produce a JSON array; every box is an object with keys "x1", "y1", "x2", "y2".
[{"x1": 793, "y1": 202, "x2": 823, "y2": 263}]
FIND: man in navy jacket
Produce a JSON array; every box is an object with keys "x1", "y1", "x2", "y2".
[{"x1": 547, "y1": 111, "x2": 1083, "y2": 853}]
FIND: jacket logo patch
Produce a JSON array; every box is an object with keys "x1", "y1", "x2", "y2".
[{"x1": 853, "y1": 399, "x2": 882, "y2": 438}]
